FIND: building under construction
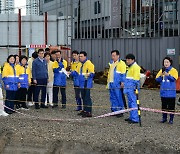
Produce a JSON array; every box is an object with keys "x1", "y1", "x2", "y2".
[{"x1": 40, "y1": 0, "x2": 180, "y2": 71}]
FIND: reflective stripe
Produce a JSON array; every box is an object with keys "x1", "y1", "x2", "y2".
[
  {"x1": 7, "y1": 76, "x2": 19, "y2": 78},
  {"x1": 82, "y1": 73, "x2": 90, "y2": 75},
  {"x1": 126, "y1": 77, "x2": 133, "y2": 79},
  {"x1": 19, "y1": 77, "x2": 24, "y2": 80}
]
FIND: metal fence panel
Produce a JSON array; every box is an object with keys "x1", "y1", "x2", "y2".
[{"x1": 72, "y1": 37, "x2": 180, "y2": 72}]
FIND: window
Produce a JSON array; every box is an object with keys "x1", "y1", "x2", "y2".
[
  {"x1": 74, "y1": 8, "x2": 78, "y2": 17},
  {"x1": 59, "y1": 12, "x2": 63, "y2": 16},
  {"x1": 94, "y1": 1, "x2": 101, "y2": 14},
  {"x1": 44, "y1": 0, "x2": 54, "y2": 3}
]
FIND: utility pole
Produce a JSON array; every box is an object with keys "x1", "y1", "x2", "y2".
[
  {"x1": 18, "y1": 9, "x2": 22, "y2": 56},
  {"x1": 77, "y1": 0, "x2": 81, "y2": 38}
]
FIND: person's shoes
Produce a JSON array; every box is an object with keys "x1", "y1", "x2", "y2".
[
  {"x1": 49, "y1": 103, "x2": 54, "y2": 107},
  {"x1": 125, "y1": 118, "x2": 131, "y2": 121},
  {"x1": 77, "y1": 110, "x2": 85, "y2": 116},
  {"x1": 169, "y1": 120, "x2": 173, "y2": 124},
  {"x1": 177, "y1": 100, "x2": 180, "y2": 106},
  {"x1": 21, "y1": 106, "x2": 29, "y2": 110},
  {"x1": 82, "y1": 112, "x2": 92, "y2": 118},
  {"x1": 160, "y1": 119, "x2": 167, "y2": 123},
  {"x1": 128, "y1": 120, "x2": 138, "y2": 124},
  {"x1": 76, "y1": 107, "x2": 82, "y2": 111},
  {"x1": 28, "y1": 102, "x2": 34, "y2": 106},
  {"x1": 16, "y1": 105, "x2": 21, "y2": 110},
  {"x1": 61, "y1": 105, "x2": 66, "y2": 109},
  {"x1": 116, "y1": 114, "x2": 124, "y2": 118},
  {"x1": 52, "y1": 104, "x2": 58, "y2": 108},
  {"x1": 0, "y1": 110, "x2": 9, "y2": 116},
  {"x1": 35, "y1": 105, "x2": 40, "y2": 109},
  {"x1": 41, "y1": 104, "x2": 48, "y2": 108},
  {"x1": 6, "y1": 111, "x2": 13, "y2": 114}
]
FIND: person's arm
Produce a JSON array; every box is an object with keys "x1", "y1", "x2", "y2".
[
  {"x1": 27, "y1": 67, "x2": 32, "y2": 85},
  {"x1": 133, "y1": 65, "x2": 141, "y2": 90},
  {"x1": 156, "y1": 70, "x2": 163, "y2": 82},
  {"x1": 32, "y1": 61, "x2": 37, "y2": 83},
  {"x1": 116, "y1": 61, "x2": 126, "y2": 83},
  {"x1": 167, "y1": 68, "x2": 178, "y2": 82},
  {"x1": 87, "y1": 62, "x2": 95, "y2": 78}
]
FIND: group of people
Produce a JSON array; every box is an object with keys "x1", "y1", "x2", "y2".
[
  {"x1": 107, "y1": 50, "x2": 178, "y2": 124},
  {"x1": 0, "y1": 49, "x2": 95, "y2": 118},
  {"x1": 0, "y1": 48, "x2": 178, "y2": 124}
]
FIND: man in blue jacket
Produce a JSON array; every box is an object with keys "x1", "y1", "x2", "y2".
[
  {"x1": 71, "y1": 51, "x2": 95, "y2": 117},
  {"x1": 52, "y1": 50, "x2": 67, "y2": 109},
  {"x1": 32, "y1": 49, "x2": 48, "y2": 109}
]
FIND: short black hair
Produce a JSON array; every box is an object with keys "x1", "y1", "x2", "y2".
[
  {"x1": 51, "y1": 50, "x2": 57, "y2": 54},
  {"x1": 7, "y1": 55, "x2": 15, "y2": 63},
  {"x1": 72, "y1": 50, "x2": 79, "y2": 55},
  {"x1": 19, "y1": 55, "x2": 28, "y2": 63},
  {"x1": 163, "y1": 56, "x2": 173, "y2": 66},
  {"x1": 44, "y1": 52, "x2": 51, "y2": 58},
  {"x1": 45, "y1": 48, "x2": 50, "y2": 52},
  {"x1": 38, "y1": 48, "x2": 44, "y2": 53},
  {"x1": 111, "y1": 50, "x2": 119, "y2": 55},
  {"x1": 56, "y1": 50, "x2": 61, "y2": 54},
  {"x1": 14, "y1": 54, "x2": 19, "y2": 60},
  {"x1": 126, "y1": 54, "x2": 135, "y2": 60},
  {"x1": 80, "y1": 51, "x2": 87, "y2": 57},
  {"x1": 32, "y1": 51, "x2": 38, "y2": 59}
]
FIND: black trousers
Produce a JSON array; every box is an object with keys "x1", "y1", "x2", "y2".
[
  {"x1": 16, "y1": 88, "x2": 27, "y2": 107},
  {"x1": 27, "y1": 79, "x2": 35, "y2": 102},
  {"x1": 53, "y1": 86, "x2": 66, "y2": 105},
  {"x1": 161, "y1": 97, "x2": 175, "y2": 112},
  {"x1": 121, "y1": 88, "x2": 127, "y2": 109},
  {"x1": 34, "y1": 79, "x2": 47, "y2": 105}
]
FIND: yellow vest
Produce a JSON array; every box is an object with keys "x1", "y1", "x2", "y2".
[
  {"x1": 52, "y1": 59, "x2": 67, "y2": 69},
  {"x1": 75, "y1": 60, "x2": 95, "y2": 75},
  {"x1": 126, "y1": 62, "x2": 141, "y2": 81},
  {"x1": 16, "y1": 65, "x2": 31, "y2": 84}
]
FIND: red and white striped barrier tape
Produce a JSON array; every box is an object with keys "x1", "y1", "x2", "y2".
[{"x1": 2, "y1": 105, "x2": 180, "y2": 122}]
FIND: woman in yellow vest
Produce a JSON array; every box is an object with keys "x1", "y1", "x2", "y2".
[
  {"x1": 156, "y1": 57, "x2": 178, "y2": 124},
  {"x1": 16, "y1": 55, "x2": 31, "y2": 110},
  {"x1": 2, "y1": 55, "x2": 20, "y2": 114}
]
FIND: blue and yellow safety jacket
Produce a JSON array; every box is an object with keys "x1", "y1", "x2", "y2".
[
  {"x1": 71, "y1": 59, "x2": 95, "y2": 89},
  {"x1": 2, "y1": 63, "x2": 19, "y2": 91},
  {"x1": 124, "y1": 62, "x2": 141, "y2": 93},
  {"x1": 70, "y1": 60, "x2": 81, "y2": 87},
  {"x1": 107, "y1": 59, "x2": 126, "y2": 89},
  {"x1": 156, "y1": 66, "x2": 178, "y2": 98},
  {"x1": 53, "y1": 58, "x2": 67, "y2": 86},
  {"x1": 17, "y1": 65, "x2": 31, "y2": 89}
]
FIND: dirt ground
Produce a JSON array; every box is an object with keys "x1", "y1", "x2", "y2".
[{"x1": 0, "y1": 81, "x2": 180, "y2": 154}]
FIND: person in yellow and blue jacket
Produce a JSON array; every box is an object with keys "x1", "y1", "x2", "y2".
[
  {"x1": 2, "y1": 55, "x2": 20, "y2": 114},
  {"x1": 70, "y1": 50, "x2": 82, "y2": 111},
  {"x1": 15, "y1": 55, "x2": 31, "y2": 110},
  {"x1": 156, "y1": 57, "x2": 178, "y2": 124},
  {"x1": 52, "y1": 50, "x2": 67, "y2": 109},
  {"x1": 124, "y1": 54, "x2": 141, "y2": 124},
  {"x1": 71, "y1": 51, "x2": 95, "y2": 117},
  {"x1": 107, "y1": 50, "x2": 126, "y2": 117}
]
